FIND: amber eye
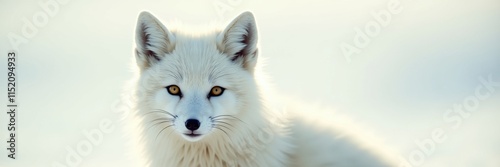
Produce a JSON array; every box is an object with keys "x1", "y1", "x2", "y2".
[
  {"x1": 166, "y1": 85, "x2": 181, "y2": 96},
  {"x1": 209, "y1": 86, "x2": 225, "y2": 97}
]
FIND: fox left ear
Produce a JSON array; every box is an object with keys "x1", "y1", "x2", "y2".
[
  {"x1": 217, "y1": 12, "x2": 258, "y2": 72},
  {"x1": 135, "y1": 11, "x2": 175, "y2": 71}
]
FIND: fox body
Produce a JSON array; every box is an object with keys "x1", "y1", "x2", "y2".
[{"x1": 130, "y1": 11, "x2": 399, "y2": 167}]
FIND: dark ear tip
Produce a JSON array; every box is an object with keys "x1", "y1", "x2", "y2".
[
  {"x1": 139, "y1": 11, "x2": 152, "y2": 17},
  {"x1": 238, "y1": 11, "x2": 255, "y2": 21},
  {"x1": 240, "y1": 11, "x2": 254, "y2": 16},
  {"x1": 138, "y1": 11, "x2": 156, "y2": 22}
]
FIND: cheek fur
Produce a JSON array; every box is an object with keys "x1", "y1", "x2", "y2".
[
  {"x1": 153, "y1": 89, "x2": 178, "y2": 113},
  {"x1": 210, "y1": 91, "x2": 238, "y2": 115}
]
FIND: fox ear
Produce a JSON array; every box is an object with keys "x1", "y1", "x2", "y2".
[
  {"x1": 217, "y1": 12, "x2": 258, "y2": 72},
  {"x1": 135, "y1": 11, "x2": 175, "y2": 70}
]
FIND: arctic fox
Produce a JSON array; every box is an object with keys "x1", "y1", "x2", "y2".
[{"x1": 130, "y1": 11, "x2": 400, "y2": 167}]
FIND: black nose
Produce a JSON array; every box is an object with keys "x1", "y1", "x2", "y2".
[{"x1": 185, "y1": 119, "x2": 200, "y2": 131}]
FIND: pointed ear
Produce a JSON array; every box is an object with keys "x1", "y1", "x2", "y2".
[
  {"x1": 217, "y1": 12, "x2": 258, "y2": 72},
  {"x1": 135, "y1": 11, "x2": 175, "y2": 70}
]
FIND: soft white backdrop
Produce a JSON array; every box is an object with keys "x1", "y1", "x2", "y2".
[{"x1": 0, "y1": 0, "x2": 499, "y2": 166}]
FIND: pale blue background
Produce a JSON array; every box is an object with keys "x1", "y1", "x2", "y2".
[{"x1": 0, "y1": 0, "x2": 499, "y2": 166}]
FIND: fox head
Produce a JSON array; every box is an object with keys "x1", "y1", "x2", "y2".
[{"x1": 134, "y1": 11, "x2": 260, "y2": 142}]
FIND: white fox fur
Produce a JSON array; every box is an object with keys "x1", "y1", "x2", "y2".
[{"x1": 130, "y1": 11, "x2": 401, "y2": 167}]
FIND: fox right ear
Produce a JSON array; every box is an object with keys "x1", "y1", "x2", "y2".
[
  {"x1": 135, "y1": 11, "x2": 175, "y2": 70},
  {"x1": 217, "y1": 12, "x2": 259, "y2": 73}
]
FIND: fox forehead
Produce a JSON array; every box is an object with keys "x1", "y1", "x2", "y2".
[{"x1": 150, "y1": 35, "x2": 241, "y2": 87}]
